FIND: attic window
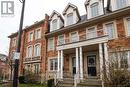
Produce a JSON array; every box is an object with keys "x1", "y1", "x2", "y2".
[
  {"x1": 91, "y1": 2, "x2": 99, "y2": 17},
  {"x1": 67, "y1": 13, "x2": 73, "y2": 26},
  {"x1": 52, "y1": 19, "x2": 58, "y2": 30},
  {"x1": 116, "y1": 0, "x2": 127, "y2": 9}
]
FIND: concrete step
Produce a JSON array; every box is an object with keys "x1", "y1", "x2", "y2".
[{"x1": 77, "y1": 79, "x2": 102, "y2": 87}]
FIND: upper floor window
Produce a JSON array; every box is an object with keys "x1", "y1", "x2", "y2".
[
  {"x1": 35, "y1": 29, "x2": 41, "y2": 40},
  {"x1": 58, "y1": 35, "x2": 64, "y2": 45},
  {"x1": 12, "y1": 38, "x2": 17, "y2": 47},
  {"x1": 34, "y1": 64, "x2": 40, "y2": 74},
  {"x1": 67, "y1": 13, "x2": 73, "y2": 26},
  {"x1": 48, "y1": 38, "x2": 54, "y2": 51},
  {"x1": 34, "y1": 44, "x2": 40, "y2": 57},
  {"x1": 91, "y1": 2, "x2": 99, "y2": 17},
  {"x1": 52, "y1": 19, "x2": 58, "y2": 30},
  {"x1": 86, "y1": 27, "x2": 97, "y2": 39},
  {"x1": 70, "y1": 32, "x2": 78, "y2": 42},
  {"x1": 28, "y1": 32, "x2": 33, "y2": 42},
  {"x1": 49, "y1": 58, "x2": 58, "y2": 71},
  {"x1": 26, "y1": 46, "x2": 32, "y2": 58},
  {"x1": 116, "y1": 0, "x2": 127, "y2": 9},
  {"x1": 105, "y1": 23, "x2": 116, "y2": 39},
  {"x1": 126, "y1": 18, "x2": 130, "y2": 36}
]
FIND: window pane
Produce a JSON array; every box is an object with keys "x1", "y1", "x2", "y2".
[
  {"x1": 127, "y1": 19, "x2": 130, "y2": 36},
  {"x1": 27, "y1": 46, "x2": 32, "y2": 58},
  {"x1": 52, "y1": 19, "x2": 57, "y2": 30},
  {"x1": 35, "y1": 29, "x2": 40, "y2": 39},
  {"x1": 34, "y1": 44, "x2": 40, "y2": 56},
  {"x1": 48, "y1": 38, "x2": 54, "y2": 50},
  {"x1": 91, "y1": 3, "x2": 99, "y2": 17},
  {"x1": 29, "y1": 32, "x2": 33, "y2": 42},
  {"x1": 106, "y1": 23, "x2": 115, "y2": 39},
  {"x1": 58, "y1": 35, "x2": 64, "y2": 45},
  {"x1": 117, "y1": 0, "x2": 126, "y2": 9},
  {"x1": 67, "y1": 13, "x2": 73, "y2": 26},
  {"x1": 71, "y1": 32, "x2": 78, "y2": 42},
  {"x1": 87, "y1": 27, "x2": 96, "y2": 39},
  {"x1": 54, "y1": 59, "x2": 58, "y2": 70}
]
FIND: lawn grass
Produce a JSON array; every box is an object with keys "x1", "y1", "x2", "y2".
[{"x1": 19, "y1": 83, "x2": 47, "y2": 87}]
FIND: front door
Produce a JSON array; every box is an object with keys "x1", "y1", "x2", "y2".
[
  {"x1": 72, "y1": 57, "x2": 76, "y2": 75},
  {"x1": 87, "y1": 55, "x2": 97, "y2": 77}
]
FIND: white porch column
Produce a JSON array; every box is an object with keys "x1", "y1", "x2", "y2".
[
  {"x1": 99, "y1": 43, "x2": 103, "y2": 79},
  {"x1": 76, "y1": 48, "x2": 79, "y2": 74},
  {"x1": 60, "y1": 50, "x2": 63, "y2": 79},
  {"x1": 57, "y1": 50, "x2": 60, "y2": 78},
  {"x1": 79, "y1": 47, "x2": 83, "y2": 80},
  {"x1": 104, "y1": 43, "x2": 109, "y2": 72}
]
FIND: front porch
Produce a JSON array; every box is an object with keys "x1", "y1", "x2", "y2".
[{"x1": 57, "y1": 43, "x2": 108, "y2": 80}]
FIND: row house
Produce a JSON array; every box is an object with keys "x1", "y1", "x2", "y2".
[
  {"x1": 46, "y1": 0, "x2": 130, "y2": 86},
  {"x1": 8, "y1": 14, "x2": 49, "y2": 82}
]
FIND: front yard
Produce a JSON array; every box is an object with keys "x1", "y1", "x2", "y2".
[{"x1": 19, "y1": 83, "x2": 47, "y2": 87}]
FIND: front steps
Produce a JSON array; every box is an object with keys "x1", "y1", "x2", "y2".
[
  {"x1": 77, "y1": 79, "x2": 102, "y2": 87},
  {"x1": 56, "y1": 78, "x2": 102, "y2": 87},
  {"x1": 56, "y1": 78, "x2": 74, "y2": 87}
]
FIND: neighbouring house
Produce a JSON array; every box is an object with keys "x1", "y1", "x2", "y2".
[
  {"x1": 0, "y1": 54, "x2": 10, "y2": 80},
  {"x1": 8, "y1": 14, "x2": 49, "y2": 82},
  {"x1": 46, "y1": 0, "x2": 130, "y2": 86}
]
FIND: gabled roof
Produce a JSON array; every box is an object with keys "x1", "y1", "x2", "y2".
[
  {"x1": 49, "y1": 10, "x2": 64, "y2": 23},
  {"x1": 62, "y1": 3, "x2": 81, "y2": 20}
]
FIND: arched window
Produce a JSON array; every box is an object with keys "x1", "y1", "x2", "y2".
[
  {"x1": 67, "y1": 13, "x2": 73, "y2": 26},
  {"x1": 52, "y1": 19, "x2": 58, "y2": 30},
  {"x1": 91, "y1": 2, "x2": 99, "y2": 17},
  {"x1": 116, "y1": 0, "x2": 127, "y2": 9}
]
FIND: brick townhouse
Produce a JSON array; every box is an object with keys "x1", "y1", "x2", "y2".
[
  {"x1": 46, "y1": 0, "x2": 130, "y2": 86},
  {"x1": 8, "y1": 14, "x2": 49, "y2": 82}
]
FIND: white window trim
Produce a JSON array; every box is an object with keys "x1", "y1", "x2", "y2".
[
  {"x1": 58, "y1": 34, "x2": 65, "y2": 45},
  {"x1": 103, "y1": 21, "x2": 118, "y2": 40},
  {"x1": 48, "y1": 57, "x2": 58, "y2": 71},
  {"x1": 123, "y1": 16, "x2": 130, "y2": 37},
  {"x1": 69, "y1": 31, "x2": 79, "y2": 43},
  {"x1": 34, "y1": 43, "x2": 41, "y2": 57},
  {"x1": 48, "y1": 37, "x2": 55, "y2": 51},
  {"x1": 86, "y1": 26, "x2": 97, "y2": 39},
  {"x1": 26, "y1": 45, "x2": 33, "y2": 58},
  {"x1": 35, "y1": 28, "x2": 41, "y2": 40},
  {"x1": 28, "y1": 31, "x2": 34, "y2": 42}
]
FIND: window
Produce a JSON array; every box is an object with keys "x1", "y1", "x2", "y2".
[
  {"x1": 110, "y1": 51, "x2": 129, "y2": 69},
  {"x1": 48, "y1": 38, "x2": 54, "y2": 51},
  {"x1": 70, "y1": 32, "x2": 78, "y2": 42},
  {"x1": 34, "y1": 64, "x2": 40, "y2": 74},
  {"x1": 127, "y1": 18, "x2": 130, "y2": 36},
  {"x1": 34, "y1": 44, "x2": 40, "y2": 57},
  {"x1": 35, "y1": 29, "x2": 41, "y2": 39},
  {"x1": 91, "y1": 2, "x2": 99, "y2": 17},
  {"x1": 52, "y1": 19, "x2": 58, "y2": 30},
  {"x1": 49, "y1": 59, "x2": 58, "y2": 71},
  {"x1": 25, "y1": 65, "x2": 31, "y2": 72},
  {"x1": 12, "y1": 38, "x2": 17, "y2": 47},
  {"x1": 26, "y1": 46, "x2": 32, "y2": 58},
  {"x1": 67, "y1": 13, "x2": 73, "y2": 26},
  {"x1": 58, "y1": 35, "x2": 64, "y2": 45},
  {"x1": 28, "y1": 32, "x2": 33, "y2": 42},
  {"x1": 87, "y1": 27, "x2": 97, "y2": 39},
  {"x1": 105, "y1": 23, "x2": 115, "y2": 39},
  {"x1": 116, "y1": 0, "x2": 127, "y2": 9}
]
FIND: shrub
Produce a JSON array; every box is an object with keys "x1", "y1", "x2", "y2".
[{"x1": 19, "y1": 76, "x2": 25, "y2": 84}]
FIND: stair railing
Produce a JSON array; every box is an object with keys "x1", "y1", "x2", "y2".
[{"x1": 74, "y1": 71, "x2": 80, "y2": 87}]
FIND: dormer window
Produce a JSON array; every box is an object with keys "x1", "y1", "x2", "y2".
[
  {"x1": 52, "y1": 19, "x2": 58, "y2": 30},
  {"x1": 91, "y1": 2, "x2": 99, "y2": 17},
  {"x1": 116, "y1": 0, "x2": 126, "y2": 9},
  {"x1": 67, "y1": 13, "x2": 73, "y2": 26}
]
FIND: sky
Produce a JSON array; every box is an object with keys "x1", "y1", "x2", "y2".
[{"x1": 0, "y1": 0, "x2": 107, "y2": 55}]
